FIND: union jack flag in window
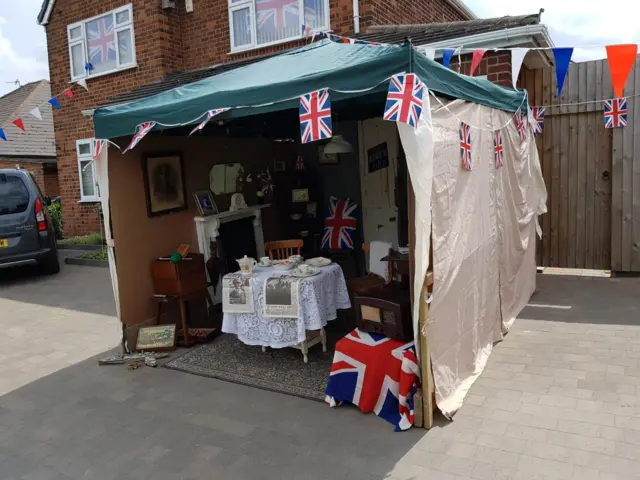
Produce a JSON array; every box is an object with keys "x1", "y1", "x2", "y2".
[
  {"x1": 383, "y1": 73, "x2": 425, "y2": 128},
  {"x1": 604, "y1": 98, "x2": 628, "y2": 129},
  {"x1": 87, "y1": 15, "x2": 116, "y2": 68},
  {"x1": 256, "y1": 0, "x2": 299, "y2": 31},
  {"x1": 321, "y1": 197, "x2": 358, "y2": 249},
  {"x1": 494, "y1": 130, "x2": 504, "y2": 169},
  {"x1": 532, "y1": 107, "x2": 545, "y2": 134},
  {"x1": 460, "y1": 122, "x2": 472, "y2": 170},
  {"x1": 299, "y1": 89, "x2": 332, "y2": 144},
  {"x1": 124, "y1": 122, "x2": 156, "y2": 153}
]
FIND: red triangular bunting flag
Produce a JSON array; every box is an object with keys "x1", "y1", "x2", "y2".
[
  {"x1": 12, "y1": 118, "x2": 25, "y2": 131},
  {"x1": 470, "y1": 49, "x2": 487, "y2": 76},
  {"x1": 63, "y1": 88, "x2": 75, "y2": 100},
  {"x1": 606, "y1": 44, "x2": 638, "y2": 98}
]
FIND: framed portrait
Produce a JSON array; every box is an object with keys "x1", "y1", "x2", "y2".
[
  {"x1": 292, "y1": 188, "x2": 310, "y2": 203},
  {"x1": 142, "y1": 153, "x2": 187, "y2": 217},
  {"x1": 318, "y1": 145, "x2": 339, "y2": 165},
  {"x1": 193, "y1": 190, "x2": 218, "y2": 216}
]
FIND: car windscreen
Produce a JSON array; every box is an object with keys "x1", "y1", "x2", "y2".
[{"x1": 0, "y1": 175, "x2": 30, "y2": 216}]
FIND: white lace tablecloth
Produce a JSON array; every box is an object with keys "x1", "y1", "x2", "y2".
[{"x1": 222, "y1": 263, "x2": 351, "y2": 348}]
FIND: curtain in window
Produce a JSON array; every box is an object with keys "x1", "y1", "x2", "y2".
[
  {"x1": 80, "y1": 160, "x2": 96, "y2": 197},
  {"x1": 304, "y1": 0, "x2": 325, "y2": 29}
]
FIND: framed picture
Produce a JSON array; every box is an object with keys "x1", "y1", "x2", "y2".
[
  {"x1": 136, "y1": 324, "x2": 177, "y2": 351},
  {"x1": 292, "y1": 188, "x2": 310, "y2": 203},
  {"x1": 142, "y1": 153, "x2": 187, "y2": 217},
  {"x1": 193, "y1": 190, "x2": 218, "y2": 216},
  {"x1": 318, "y1": 145, "x2": 339, "y2": 165},
  {"x1": 306, "y1": 201, "x2": 317, "y2": 218},
  {"x1": 274, "y1": 159, "x2": 286, "y2": 172}
]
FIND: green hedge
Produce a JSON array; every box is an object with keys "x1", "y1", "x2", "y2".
[{"x1": 47, "y1": 203, "x2": 64, "y2": 240}]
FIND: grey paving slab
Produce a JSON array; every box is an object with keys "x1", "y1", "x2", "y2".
[{"x1": 1, "y1": 271, "x2": 640, "y2": 479}]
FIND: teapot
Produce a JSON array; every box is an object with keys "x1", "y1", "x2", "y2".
[{"x1": 236, "y1": 255, "x2": 257, "y2": 274}]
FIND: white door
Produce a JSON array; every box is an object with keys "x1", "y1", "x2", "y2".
[{"x1": 359, "y1": 118, "x2": 399, "y2": 273}]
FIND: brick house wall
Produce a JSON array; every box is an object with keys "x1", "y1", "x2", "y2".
[
  {"x1": 450, "y1": 51, "x2": 513, "y2": 87},
  {"x1": 44, "y1": 0, "x2": 473, "y2": 236},
  {"x1": 0, "y1": 159, "x2": 60, "y2": 197}
]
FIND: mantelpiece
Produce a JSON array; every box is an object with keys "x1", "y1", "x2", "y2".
[{"x1": 194, "y1": 204, "x2": 270, "y2": 304}]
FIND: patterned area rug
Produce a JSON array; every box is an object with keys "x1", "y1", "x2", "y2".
[{"x1": 164, "y1": 333, "x2": 340, "y2": 401}]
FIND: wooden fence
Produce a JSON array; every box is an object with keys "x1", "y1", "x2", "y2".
[{"x1": 521, "y1": 57, "x2": 640, "y2": 272}]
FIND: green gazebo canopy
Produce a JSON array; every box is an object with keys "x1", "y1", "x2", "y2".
[{"x1": 93, "y1": 40, "x2": 526, "y2": 140}]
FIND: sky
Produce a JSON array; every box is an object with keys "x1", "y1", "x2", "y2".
[{"x1": 1, "y1": 1, "x2": 640, "y2": 96}]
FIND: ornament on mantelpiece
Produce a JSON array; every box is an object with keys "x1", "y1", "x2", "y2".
[{"x1": 257, "y1": 168, "x2": 275, "y2": 197}]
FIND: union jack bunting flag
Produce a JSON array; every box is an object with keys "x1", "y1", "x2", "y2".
[
  {"x1": 93, "y1": 139, "x2": 106, "y2": 160},
  {"x1": 87, "y1": 15, "x2": 116, "y2": 69},
  {"x1": 383, "y1": 73, "x2": 425, "y2": 128},
  {"x1": 325, "y1": 329, "x2": 419, "y2": 431},
  {"x1": 321, "y1": 196, "x2": 358, "y2": 249},
  {"x1": 124, "y1": 121, "x2": 156, "y2": 153},
  {"x1": 532, "y1": 107, "x2": 545, "y2": 134},
  {"x1": 299, "y1": 89, "x2": 332, "y2": 144},
  {"x1": 295, "y1": 154, "x2": 305, "y2": 170},
  {"x1": 189, "y1": 108, "x2": 230, "y2": 136},
  {"x1": 515, "y1": 110, "x2": 527, "y2": 143},
  {"x1": 460, "y1": 122, "x2": 472, "y2": 170},
  {"x1": 494, "y1": 130, "x2": 504, "y2": 169},
  {"x1": 604, "y1": 98, "x2": 628, "y2": 128}
]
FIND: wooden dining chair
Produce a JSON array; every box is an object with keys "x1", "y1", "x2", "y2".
[{"x1": 265, "y1": 239, "x2": 303, "y2": 260}]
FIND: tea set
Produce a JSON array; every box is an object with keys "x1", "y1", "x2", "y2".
[{"x1": 236, "y1": 254, "x2": 330, "y2": 277}]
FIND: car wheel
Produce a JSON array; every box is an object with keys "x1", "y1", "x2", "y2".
[{"x1": 42, "y1": 250, "x2": 60, "y2": 275}]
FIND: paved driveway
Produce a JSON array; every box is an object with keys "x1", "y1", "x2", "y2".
[
  {"x1": 0, "y1": 250, "x2": 120, "y2": 396},
  {"x1": 0, "y1": 271, "x2": 639, "y2": 479}
]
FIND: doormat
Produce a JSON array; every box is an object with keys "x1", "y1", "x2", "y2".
[{"x1": 164, "y1": 332, "x2": 340, "y2": 402}]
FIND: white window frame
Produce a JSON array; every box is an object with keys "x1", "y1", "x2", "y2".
[
  {"x1": 76, "y1": 139, "x2": 101, "y2": 202},
  {"x1": 228, "y1": 0, "x2": 329, "y2": 53},
  {"x1": 67, "y1": 4, "x2": 137, "y2": 82}
]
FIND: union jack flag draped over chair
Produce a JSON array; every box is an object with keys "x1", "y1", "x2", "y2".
[
  {"x1": 604, "y1": 98, "x2": 628, "y2": 128},
  {"x1": 299, "y1": 89, "x2": 332, "y2": 144},
  {"x1": 460, "y1": 122, "x2": 472, "y2": 170},
  {"x1": 189, "y1": 108, "x2": 230, "y2": 136},
  {"x1": 494, "y1": 130, "x2": 504, "y2": 169},
  {"x1": 124, "y1": 121, "x2": 156, "y2": 153},
  {"x1": 531, "y1": 106, "x2": 545, "y2": 134},
  {"x1": 383, "y1": 73, "x2": 425, "y2": 128},
  {"x1": 325, "y1": 329, "x2": 419, "y2": 431},
  {"x1": 320, "y1": 196, "x2": 358, "y2": 249}
]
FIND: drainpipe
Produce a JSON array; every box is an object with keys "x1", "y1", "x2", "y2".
[{"x1": 353, "y1": 0, "x2": 360, "y2": 34}]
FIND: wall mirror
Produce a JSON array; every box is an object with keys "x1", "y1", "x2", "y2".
[{"x1": 210, "y1": 163, "x2": 243, "y2": 195}]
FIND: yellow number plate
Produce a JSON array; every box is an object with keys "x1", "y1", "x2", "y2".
[{"x1": 0, "y1": 239, "x2": 7, "y2": 248}]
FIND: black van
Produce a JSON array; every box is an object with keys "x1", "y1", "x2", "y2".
[{"x1": 0, "y1": 168, "x2": 59, "y2": 274}]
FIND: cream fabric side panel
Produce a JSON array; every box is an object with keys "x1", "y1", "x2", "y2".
[
  {"x1": 95, "y1": 144, "x2": 121, "y2": 320},
  {"x1": 429, "y1": 102, "x2": 502, "y2": 417},
  {"x1": 397, "y1": 94, "x2": 434, "y2": 361}
]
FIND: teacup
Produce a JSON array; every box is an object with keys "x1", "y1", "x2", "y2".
[{"x1": 259, "y1": 256, "x2": 271, "y2": 267}]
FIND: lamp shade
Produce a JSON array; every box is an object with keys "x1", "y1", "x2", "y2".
[{"x1": 323, "y1": 135, "x2": 352, "y2": 154}]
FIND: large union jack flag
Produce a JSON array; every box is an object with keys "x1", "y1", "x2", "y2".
[
  {"x1": 325, "y1": 329, "x2": 419, "y2": 431},
  {"x1": 321, "y1": 197, "x2": 357, "y2": 249},
  {"x1": 299, "y1": 89, "x2": 332, "y2": 144},
  {"x1": 383, "y1": 73, "x2": 425, "y2": 128},
  {"x1": 124, "y1": 122, "x2": 156, "y2": 153},
  {"x1": 532, "y1": 106, "x2": 545, "y2": 134},
  {"x1": 189, "y1": 108, "x2": 230, "y2": 136},
  {"x1": 256, "y1": 0, "x2": 299, "y2": 30},
  {"x1": 604, "y1": 98, "x2": 628, "y2": 128},
  {"x1": 460, "y1": 122, "x2": 472, "y2": 170},
  {"x1": 494, "y1": 130, "x2": 504, "y2": 169},
  {"x1": 87, "y1": 16, "x2": 116, "y2": 66}
]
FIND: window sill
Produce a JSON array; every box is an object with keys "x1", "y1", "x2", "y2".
[
  {"x1": 78, "y1": 199, "x2": 102, "y2": 204},
  {"x1": 71, "y1": 63, "x2": 138, "y2": 84},
  {"x1": 228, "y1": 33, "x2": 326, "y2": 56}
]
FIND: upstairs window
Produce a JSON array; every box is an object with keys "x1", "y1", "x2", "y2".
[
  {"x1": 67, "y1": 4, "x2": 136, "y2": 81},
  {"x1": 229, "y1": 0, "x2": 329, "y2": 52}
]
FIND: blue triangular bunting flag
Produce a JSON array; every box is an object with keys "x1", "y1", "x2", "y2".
[
  {"x1": 552, "y1": 48, "x2": 573, "y2": 97},
  {"x1": 0, "y1": 128, "x2": 6, "y2": 141},
  {"x1": 48, "y1": 97, "x2": 61, "y2": 109},
  {"x1": 442, "y1": 49, "x2": 455, "y2": 69}
]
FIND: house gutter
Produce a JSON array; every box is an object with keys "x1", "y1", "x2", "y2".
[{"x1": 353, "y1": 0, "x2": 360, "y2": 34}]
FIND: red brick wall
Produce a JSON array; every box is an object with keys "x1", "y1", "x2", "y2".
[
  {"x1": 449, "y1": 51, "x2": 514, "y2": 87},
  {"x1": 44, "y1": 0, "x2": 470, "y2": 236},
  {"x1": 43, "y1": 168, "x2": 61, "y2": 198}
]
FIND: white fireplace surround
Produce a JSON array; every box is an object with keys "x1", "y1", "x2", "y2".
[{"x1": 194, "y1": 204, "x2": 270, "y2": 304}]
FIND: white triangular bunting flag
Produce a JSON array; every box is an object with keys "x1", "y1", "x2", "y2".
[
  {"x1": 29, "y1": 107, "x2": 42, "y2": 121},
  {"x1": 423, "y1": 48, "x2": 436, "y2": 60},
  {"x1": 76, "y1": 79, "x2": 88, "y2": 91},
  {"x1": 511, "y1": 48, "x2": 529, "y2": 89}
]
